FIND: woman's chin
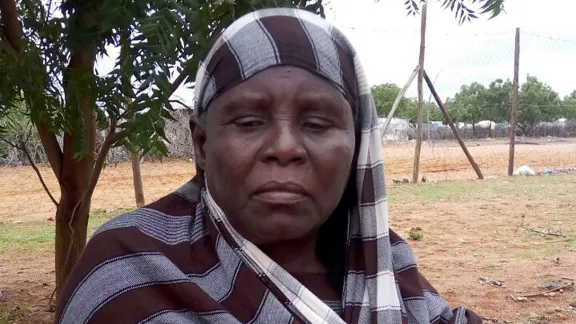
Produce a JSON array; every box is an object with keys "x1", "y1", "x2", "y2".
[{"x1": 249, "y1": 222, "x2": 313, "y2": 244}]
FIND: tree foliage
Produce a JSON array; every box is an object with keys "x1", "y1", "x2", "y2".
[
  {"x1": 450, "y1": 82, "x2": 487, "y2": 130},
  {"x1": 562, "y1": 91, "x2": 576, "y2": 120},
  {"x1": 516, "y1": 75, "x2": 561, "y2": 135},
  {"x1": 404, "y1": 0, "x2": 506, "y2": 24},
  {"x1": 371, "y1": 83, "x2": 413, "y2": 118},
  {"x1": 483, "y1": 78, "x2": 512, "y2": 122}
]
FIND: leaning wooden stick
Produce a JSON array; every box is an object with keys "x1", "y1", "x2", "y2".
[
  {"x1": 423, "y1": 70, "x2": 484, "y2": 180},
  {"x1": 381, "y1": 66, "x2": 419, "y2": 135}
]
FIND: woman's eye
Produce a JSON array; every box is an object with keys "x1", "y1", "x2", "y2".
[
  {"x1": 234, "y1": 117, "x2": 264, "y2": 129},
  {"x1": 303, "y1": 119, "x2": 330, "y2": 131}
]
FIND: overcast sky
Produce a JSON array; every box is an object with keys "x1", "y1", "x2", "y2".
[
  {"x1": 96, "y1": 0, "x2": 576, "y2": 105},
  {"x1": 327, "y1": 0, "x2": 576, "y2": 100}
]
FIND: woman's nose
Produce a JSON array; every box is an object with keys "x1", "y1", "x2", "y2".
[{"x1": 262, "y1": 121, "x2": 307, "y2": 166}]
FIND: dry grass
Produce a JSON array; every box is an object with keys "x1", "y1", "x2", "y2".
[{"x1": 1, "y1": 139, "x2": 576, "y2": 323}]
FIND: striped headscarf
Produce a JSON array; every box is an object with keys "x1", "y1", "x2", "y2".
[{"x1": 193, "y1": 7, "x2": 475, "y2": 324}]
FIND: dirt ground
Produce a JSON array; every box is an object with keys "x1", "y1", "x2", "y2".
[
  {"x1": 1, "y1": 138, "x2": 576, "y2": 323},
  {"x1": 388, "y1": 177, "x2": 576, "y2": 323}
]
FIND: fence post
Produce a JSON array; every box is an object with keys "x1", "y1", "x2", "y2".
[
  {"x1": 508, "y1": 28, "x2": 520, "y2": 176},
  {"x1": 413, "y1": 3, "x2": 427, "y2": 184}
]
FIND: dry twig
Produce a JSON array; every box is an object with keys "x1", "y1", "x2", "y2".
[
  {"x1": 515, "y1": 214, "x2": 570, "y2": 238},
  {"x1": 478, "y1": 277, "x2": 504, "y2": 287},
  {"x1": 524, "y1": 227, "x2": 566, "y2": 238},
  {"x1": 511, "y1": 281, "x2": 574, "y2": 300}
]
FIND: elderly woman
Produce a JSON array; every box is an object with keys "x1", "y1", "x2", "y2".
[{"x1": 56, "y1": 8, "x2": 481, "y2": 324}]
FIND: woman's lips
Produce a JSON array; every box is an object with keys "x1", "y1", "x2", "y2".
[
  {"x1": 252, "y1": 181, "x2": 309, "y2": 204},
  {"x1": 253, "y1": 190, "x2": 307, "y2": 204}
]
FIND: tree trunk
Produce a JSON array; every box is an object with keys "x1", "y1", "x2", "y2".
[
  {"x1": 55, "y1": 130, "x2": 95, "y2": 300},
  {"x1": 55, "y1": 46, "x2": 97, "y2": 299},
  {"x1": 472, "y1": 123, "x2": 476, "y2": 138},
  {"x1": 55, "y1": 188, "x2": 91, "y2": 298}
]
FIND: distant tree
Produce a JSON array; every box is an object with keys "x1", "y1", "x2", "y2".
[
  {"x1": 517, "y1": 75, "x2": 561, "y2": 135},
  {"x1": 371, "y1": 83, "x2": 412, "y2": 118},
  {"x1": 483, "y1": 78, "x2": 513, "y2": 123},
  {"x1": 425, "y1": 101, "x2": 444, "y2": 121},
  {"x1": 561, "y1": 90, "x2": 576, "y2": 120},
  {"x1": 449, "y1": 82, "x2": 488, "y2": 137}
]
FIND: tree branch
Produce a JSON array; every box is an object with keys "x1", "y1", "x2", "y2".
[
  {"x1": 0, "y1": 133, "x2": 59, "y2": 206},
  {"x1": 34, "y1": 116, "x2": 64, "y2": 181},
  {"x1": 19, "y1": 138, "x2": 59, "y2": 206},
  {"x1": 170, "y1": 71, "x2": 187, "y2": 94},
  {"x1": 0, "y1": 32, "x2": 15, "y2": 53},
  {"x1": 0, "y1": 0, "x2": 24, "y2": 51},
  {"x1": 44, "y1": 0, "x2": 54, "y2": 24},
  {"x1": 0, "y1": 134, "x2": 19, "y2": 149},
  {"x1": 85, "y1": 120, "x2": 117, "y2": 200}
]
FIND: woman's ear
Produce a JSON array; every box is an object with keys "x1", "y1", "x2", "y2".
[{"x1": 190, "y1": 116, "x2": 207, "y2": 172}]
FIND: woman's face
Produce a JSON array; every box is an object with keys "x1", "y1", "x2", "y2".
[{"x1": 192, "y1": 66, "x2": 355, "y2": 244}]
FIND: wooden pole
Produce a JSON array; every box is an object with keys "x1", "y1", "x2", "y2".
[
  {"x1": 381, "y1": 66, "x2": 419, "y2": 136},
  {"x1": 424, "y1": 71, "x2": 484, "y2": 180},
  {"x1": 413, "y1": 3, "x2": 427, "y2": 183},
  {"x1": 508, "y1": 28, "x2": 520, "y2": 176}
]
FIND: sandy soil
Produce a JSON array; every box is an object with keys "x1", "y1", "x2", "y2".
[{"x1": 390, "y1": 194, "x2": 576, "y2": 323}]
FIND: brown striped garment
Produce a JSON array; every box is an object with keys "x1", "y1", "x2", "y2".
[{"x1": 55, "y1": 8, "x2": 483, "y2": 324}]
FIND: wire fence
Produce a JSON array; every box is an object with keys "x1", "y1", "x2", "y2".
[
  {"x1": 2, "y1": 29, "x2": 576, "y2": 220},
  {"x1": 2, "y1": 138, "x2": 575, "y2": 220}
]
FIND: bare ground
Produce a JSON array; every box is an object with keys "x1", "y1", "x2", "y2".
[{"x1": 388, "y1": 177, "x2": 576, "y2": 323}]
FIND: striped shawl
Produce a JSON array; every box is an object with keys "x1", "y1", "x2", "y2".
[{"x1": 55, "y1": 8, "x2": 482, "y2": 324}]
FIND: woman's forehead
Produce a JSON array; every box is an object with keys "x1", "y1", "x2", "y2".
[
  {"x1": 205, "y1": 66, "x2": 353, "y2": 120},
  {"x1": 220, "y1": 66, "x2": 343, "y2": 98}
]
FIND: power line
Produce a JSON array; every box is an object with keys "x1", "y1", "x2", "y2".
[
  {"x1": 335, "y1": 24, "x2": 509, "y2": 37},
  {"x1": 521, "y1": 32, "x2": 576, "y2": 44},
  {"x1": 336, "y1": 24, "x2": 576, "y2": 44}
]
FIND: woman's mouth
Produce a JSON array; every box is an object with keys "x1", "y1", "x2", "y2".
[{"x1": 252, "y1": 181, "x2": 309, "y2": 204}]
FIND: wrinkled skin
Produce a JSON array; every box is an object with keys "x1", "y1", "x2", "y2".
[{"x1": 191, "y1": 66, "x2": 355, "y2": 270}]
